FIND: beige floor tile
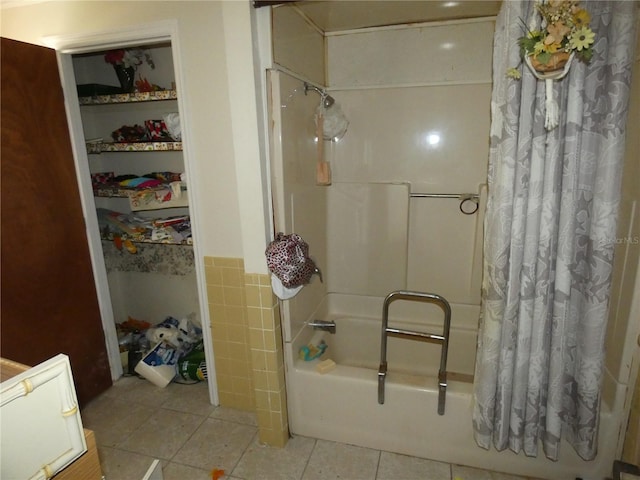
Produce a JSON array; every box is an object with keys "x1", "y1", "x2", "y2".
[
  {"x1": 160, "y1": 381, "x2": 215, "y2": 416},
  {"x1": 98, "y1": 446, "x2": 161, "y2": 480},
  {"x1": 232, "y1": 434, "x2": 316, "y2": 479},
  {"x1": 172, "y1": 418, "x2": 257, "y2": 471},
  {"x1": 452, "y1": 464, "x2": 529, "y2": 479},
  {"x1": 210, "y1": 405, "x2": 259, "y2": 426},
  {"x1": 107, "y1": 375, "x2": 176, "y2": 407},
  {"x1": 377, "y1": 451, "x2": 451, "y2": 480},
  {"x1": 118, "y1": 408, "x2": 206, "y2": 459},
  {"x1": 82, "y1": 395, "x2": 154, "y2": 447},
  {"x1": 302, "y1": 439, "x2": 381, "y2": 480},
  {"x1": 162, "y1": 461, "x2": 216, "y2": 480}
]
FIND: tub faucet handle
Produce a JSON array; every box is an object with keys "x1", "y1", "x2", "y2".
[{"x1": 313, "y1": 266, "x2": 323, "y2": 283}]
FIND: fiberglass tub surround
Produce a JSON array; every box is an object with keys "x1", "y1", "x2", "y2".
[
  {"x1": 271, "y1": 9, "x2": 497, "y2": 473},
  {"x1": 268, "y1": 3, "x2": 639, "y2": 480}
]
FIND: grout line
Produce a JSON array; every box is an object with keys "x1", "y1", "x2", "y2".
[
  {"x1": 299, "y1": 437, "x2": 318, "y2": 479},
  {"x1": 166, "y1": 411, "x2": 208, "y2": 463},
  {"x1": 229, "y1": 430, "x2": 259, "y2": 478},
  {"x1": 374, "y1": 449, "x2": 382, "y2": 479}
]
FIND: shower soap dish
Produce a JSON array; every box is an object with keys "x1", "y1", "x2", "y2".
[{"x1": 316, "y1": 358, "x2": 336, "y2": 374}]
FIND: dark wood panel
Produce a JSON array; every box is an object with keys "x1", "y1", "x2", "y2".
[{"x1": 1, "y1": 37, "x2": 112, "y2": 405}]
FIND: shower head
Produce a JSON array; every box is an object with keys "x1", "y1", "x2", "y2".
[{"x1": 304, "y1": 82, "x2": 335, "y2": 109}]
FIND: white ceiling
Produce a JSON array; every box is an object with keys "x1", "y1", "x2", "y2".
[{"x1": 290, "y1": 1, "x2": 502, "y2": 32}]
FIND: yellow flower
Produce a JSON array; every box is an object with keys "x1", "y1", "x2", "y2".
[
  {"x1": 543, "y1": 41, "x2": 562, "y2": 54},
  {"x1": 570, "y1": 26, "x2": 595, "y2": 51},
  {"x1": 506, "y1": 67, "x2": 522, "y2": 80},
  {"x1": 573, "y1": 8, "x2": 591, "y2": 27}
]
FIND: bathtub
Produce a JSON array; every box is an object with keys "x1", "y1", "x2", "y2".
[{"x1": 284, "y1": 294, "x2": 621, "y2": 480}]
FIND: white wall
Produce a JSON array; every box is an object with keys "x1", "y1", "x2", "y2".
[{"x1": 0, "y1": 1, "x2": 267, "y2": 271}]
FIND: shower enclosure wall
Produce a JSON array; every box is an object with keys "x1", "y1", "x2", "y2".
[{"x1": 267, "y1": 5, "x2": 629, "y2": 480}]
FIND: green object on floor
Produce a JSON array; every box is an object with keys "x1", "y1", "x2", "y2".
[{"x1": 177, "y1": 342, "x2": 207, "y2": 382}]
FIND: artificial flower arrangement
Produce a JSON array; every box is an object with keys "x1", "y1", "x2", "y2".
[
  {"x1": 104, "y1": 48, "x2": 155, "y2": 70},
  {"x1": 507, "y1": 0, "x2": 595, "y2": 79}
]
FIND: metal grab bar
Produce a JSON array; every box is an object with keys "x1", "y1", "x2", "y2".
[
  {"x1": 378, "y1": 290, "x2": 452, "y2": 415},
  {"x1": 410, "y1": 192, "x2": 479, "y2": 215}
]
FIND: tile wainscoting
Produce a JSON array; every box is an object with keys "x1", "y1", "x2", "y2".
[{"x1": 204, "y1": 256, "x2": 288, "y2": 447}]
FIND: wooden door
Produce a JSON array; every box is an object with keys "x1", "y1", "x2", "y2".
[{"x1": 1, "y1": 37, "x2": 112, "y2": 405}]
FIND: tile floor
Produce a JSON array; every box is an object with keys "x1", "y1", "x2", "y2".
[{"x1": 81, "y1": 376, "x2": 541, "y2": 480}]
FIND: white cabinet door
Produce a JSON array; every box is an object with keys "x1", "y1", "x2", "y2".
[{"x1": 0, "y1": 354, "x2": 86, "y2": 480}]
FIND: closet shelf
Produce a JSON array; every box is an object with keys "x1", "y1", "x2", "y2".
[
  {"x1": 94, "y1": 186, "x2": 189, "y2": 211},
  {"x1": 100, "y1": 234, "x2": 193, "y2": 246},
  {"x1": 97, "y1": 208, "x2": 192, "y2": 246},
  {"x1": 87, "y1": 141, "x2": 182, "y2": 153},
  {"x1": 79, "y1": 89, "x2": 177, "y2": 105}
]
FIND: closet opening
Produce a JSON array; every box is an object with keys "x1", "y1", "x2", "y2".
[{"x1": 48, "y1": 24, "x2": 217, "y2": 405}]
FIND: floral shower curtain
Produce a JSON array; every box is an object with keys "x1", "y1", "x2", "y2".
[{"x1": 473, "y1": 1, "x2": 638, "y2": 461}]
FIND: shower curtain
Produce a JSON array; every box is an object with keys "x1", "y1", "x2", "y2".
[{"x1": 473, "y1": 0, "x2": 638, "y2": 461}]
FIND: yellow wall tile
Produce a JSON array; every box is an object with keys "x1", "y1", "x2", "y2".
[
  {"x1": 212, "y1": 257, "x2": 240, "y2": 268},
  {"x1": 224, "y1": 287, "x2": 245, "y2": 306},
  {"x1": 253, "y1": 372, "x2": 269, "y2": 391},
  {"x1": 251, "y1": 349, "x2": 268, "y2": 371},
  {"x1": 228, "y1": 342, "x2": 250, "y2": 362},
  {"x1": 232, "y1": 377, "x2": 252, "y2": 396},
  {"x1": 269, "y1": 391, "x2": 282, "y2": 411},
  {"x1": 207, "y1": 285, "x2": 225, "y2": 305},
  {"x1": 210, "y1": 322, "x2": 228, "y2": 342},
  {"x1": 263, "y1": 329, "x2": 277, "y2": 351},
  {"x1": 222, "y1": 267, "x2": 244, "y2": 287},
  {"x1": 256, "y1": 409, "x2": 272, "y2": 429},
  {"x1": 265, "y1": 352, "x2": 279, "y2": 373},
  {"x1": 212, "y1": 339, "x2": 229, "y2": 359},
  {"x1": 266, "y1": 371, "x2": 280, "y2": 391},
  {"x1": 204, "y1": 258, "x2": 288, "y2": 446},
  {"x1": 270, "y1": 411, "x2": 283, "y2": 429},
  {"x1": 205, "y1": 265, "x2": 223, "y2": 286},
  {"x1": 249, "y1": 328, "x2": 265, "y2": 348},
  {"x1": 247, "y1": 307, "x2": 263, "y2": 328},
  {"x1": 225, "y1": 305, "x2": 246, "y2": 324},
  {"x1": 209, "y1": 304, "x2": 226, "y2": 325},
  {"x1": 233, "y1": 394, "x2": 255, "y2": 412},
  {"x1": 216, "y1": 373, "x2": 233, "y2": 392},
  {"x1": 227, "y1": 324, "x2": 247, "y2": 344},
  {"x1": 245, "y1": 285, "x2": 261, "y2": 307},
  {"x1": 260, "y1": 286, "x2": 276, "y2": 308},
  {"x1": 255, "y1": 389, "x2": 270, "y2": 410}
]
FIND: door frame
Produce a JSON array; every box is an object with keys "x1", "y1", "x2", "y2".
[{"x1": 42, "y1": 21, "x2": 219, "y2": 405}]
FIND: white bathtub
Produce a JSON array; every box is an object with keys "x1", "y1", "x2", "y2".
[{"x1": 284, "y1": 296, "x2": 621, "y2": 480}]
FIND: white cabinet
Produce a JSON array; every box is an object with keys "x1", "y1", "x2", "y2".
[{"x1": 0, "y1": 355, "x2": 88, "y2": 480}]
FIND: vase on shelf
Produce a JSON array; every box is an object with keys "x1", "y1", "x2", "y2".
[
  {"x1": 113, "y1": 65, "x2": 135, "y2": 93},
  {"x1": 525, "y1": 52, "x2": 575, "y2": 81}
]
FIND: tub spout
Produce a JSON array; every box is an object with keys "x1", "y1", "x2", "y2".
[{"x1": 308, "y1": 320, "x2": 336, "y2": 334}]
